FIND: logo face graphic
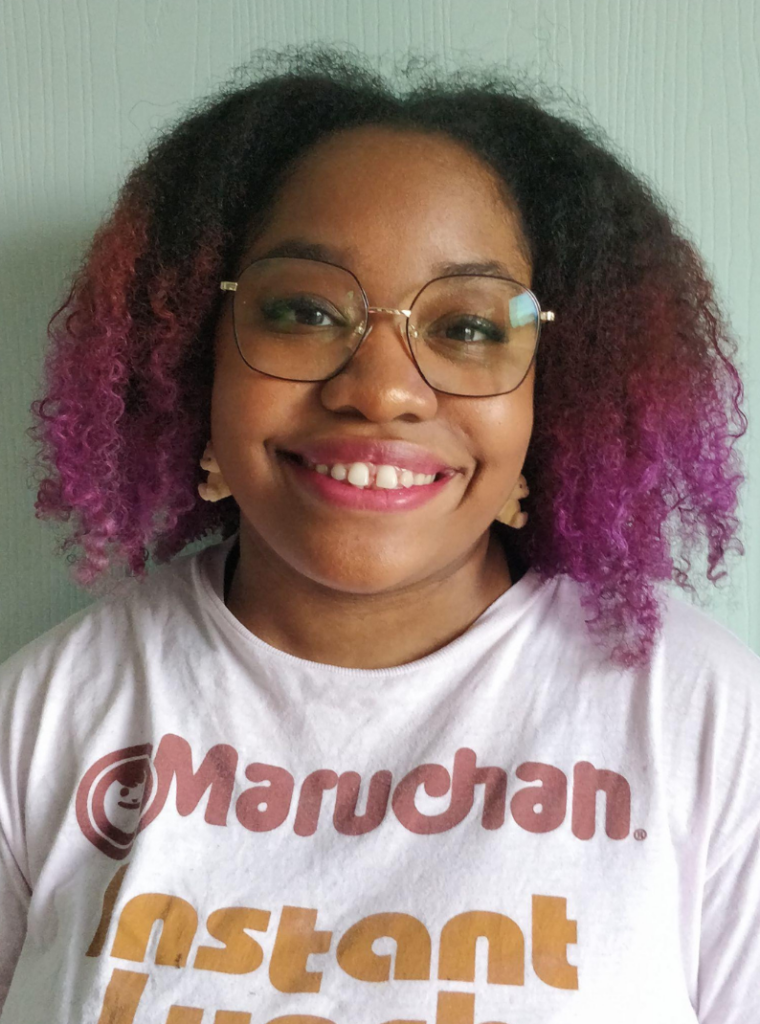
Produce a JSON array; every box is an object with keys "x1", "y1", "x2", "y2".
[{"x1": 75, "y1": 745, "x2": 157, "y2": 859}]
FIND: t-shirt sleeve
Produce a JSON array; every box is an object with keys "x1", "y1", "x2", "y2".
[
  {"x1": 0, "y1": 824, "x2": 29, "y2": 1013},
  {"x1": 679, "y1": 607, "x2": 760, "y2": 1023},
  {"x1": 661, "y1": 596, "x2": 760, "y2": 1021},
  {"x1": 698, "y1": 809, "x2": 760, "y2": 1022},
  {"x1": 0, "y1": 638, "x2": 46, "y2": 1014}
]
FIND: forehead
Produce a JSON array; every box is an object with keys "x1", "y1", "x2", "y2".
[{"x1": 246, "y1": 125, "x2": 532, "y2": 287}]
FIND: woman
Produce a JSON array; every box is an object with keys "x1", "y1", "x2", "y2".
[{"x1": 1, "y1": 47, "x2": 757, "y2": 1024}]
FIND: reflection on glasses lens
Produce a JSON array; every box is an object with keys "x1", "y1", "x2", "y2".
[{"x1": 232, "y1": 257, "x2": 542, "y2": 396}]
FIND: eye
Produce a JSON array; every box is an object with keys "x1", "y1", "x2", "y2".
[
  {"x1": 259, "y1": 295, "x2": 346, "y2": 330},
  {"x1": 430, "y1": 315, "x2": 506, "y2": 344}
]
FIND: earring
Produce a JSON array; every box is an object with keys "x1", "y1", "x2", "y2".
[
  {"x1": 198, "y1": 441, "x2": 232, "y2": 502},
  {"x1": 494, "y1": 474, "x2": 529, "y2": 529}
]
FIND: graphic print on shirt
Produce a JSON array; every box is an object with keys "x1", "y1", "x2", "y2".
[
  {"x1": 71, "y1": 733, "x2": 642, "y2": 1023},
  {"x1": 75, "y1": 734, "x2": 633, "y2": 858},
  {"x1": 86, "y1": 866, "x2": 578, "y2": 1024},
  {"x1": 75, "y1": 744, "x2": 158, "y2": 860}
]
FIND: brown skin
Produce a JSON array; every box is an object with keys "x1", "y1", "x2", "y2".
[{"x1": 211, "y1": 125, "x2": 535, "y2": 669}]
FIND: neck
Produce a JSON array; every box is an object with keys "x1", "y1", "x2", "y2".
[{"x1": 224, "y1": 525, "x2": 516, "y2": 670}]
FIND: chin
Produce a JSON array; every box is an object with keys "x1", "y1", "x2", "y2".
[{"x1": 292, "y1": 543, "x2": 432, "y2": 596}]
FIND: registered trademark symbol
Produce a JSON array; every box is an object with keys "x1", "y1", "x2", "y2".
[{"x1": 634, "y1": 829, "x2": 647, "y2": 841}]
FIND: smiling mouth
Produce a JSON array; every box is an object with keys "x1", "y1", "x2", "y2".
[{"x1": 279, "y1": 451, "x2": 448, "y2": 490}]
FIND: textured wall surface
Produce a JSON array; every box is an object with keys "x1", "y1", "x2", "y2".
[{"x1": 1, "y1": 0, "x2": 758, "y2": 661}]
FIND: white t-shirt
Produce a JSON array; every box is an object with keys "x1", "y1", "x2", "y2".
[{"x1": 1, "y1": 532, "x2": 759, "y2": 1024}]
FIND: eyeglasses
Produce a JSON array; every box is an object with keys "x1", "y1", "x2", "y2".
[{"x1": 220, "y1": 256, "x2": 555, "y2": 398}]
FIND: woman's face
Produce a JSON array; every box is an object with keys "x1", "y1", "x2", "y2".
[{"x1": 211, "y1": 125, "x2": 535, "y2": 595}]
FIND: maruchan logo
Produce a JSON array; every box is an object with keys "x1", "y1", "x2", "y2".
[
  {"x1": 75, "y1": 744, "x2": 157, "y2": 860},
  {"x1": 75, "y1": 734, "x2": 635, "y2": 861}
]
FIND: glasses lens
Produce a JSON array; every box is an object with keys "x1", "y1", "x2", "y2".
[
  {"x1": 232, "y1": 258, "x2": 365, "y2": 380},
  {"x1": 409, "y1": 276, "x2": 540, "y2": 396}
]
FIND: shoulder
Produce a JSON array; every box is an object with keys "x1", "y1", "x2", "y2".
[
  {"x1": 651, "y1": 589, "x2": 760, "y2": 776},
  {"x1": 0, "y1": 538, "x2": 228, "y2": 711},
  {"x1": 0, "y1": 538, "x2": 231, "y2": 869},
  {"x1": 656, "y1": 587, "x2": 760, "y2": 698},
  {"x1": 548, "y1": 575, "x2": 760, "y2": 793},
  {"x1": 549, "y1": 571, "x2": 760, "y2": 685},
  {"x1": 645, "y1": 588, "x2": 760, "y2": 868},
  {"x1": 549, "y1": 574, "x2": 760, "y2": 869}
]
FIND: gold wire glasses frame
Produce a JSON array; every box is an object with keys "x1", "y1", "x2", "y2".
[{"x1": 219, "y1": 255, "x2": 556, "y2": 398}]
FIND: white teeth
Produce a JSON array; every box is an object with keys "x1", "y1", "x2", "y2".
[
  {"x1": 375, "y1": 465, "x2": 399, "y2": 489},
  {"x1": 305, "y1": 458, "x2": 440, "y2": 489},
  {"x1": 346, "y1": 462, "x2": 371, "y2": 488}
]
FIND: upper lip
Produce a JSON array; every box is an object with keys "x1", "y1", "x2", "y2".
[{"x1": 280, "y1": 438, "x2": 460, "y2": 475}]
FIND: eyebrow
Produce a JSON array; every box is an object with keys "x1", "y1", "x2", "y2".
[{"x1": 251, "y1": 238, "x2": 519, "y2": 280}]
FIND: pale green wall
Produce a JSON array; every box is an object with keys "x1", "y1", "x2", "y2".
[{"x1": 1, "y1": 0, "x2": 758, "y2": 661}]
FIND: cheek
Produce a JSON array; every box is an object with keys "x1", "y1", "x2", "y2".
[
  {"x1": 466, "y1": 378, "x2": 535, "y2": 474},
  {"x1": 211, "y1": 319, "x2": 275, "y2": 444},
  {"x1": 209, "y1": 333, "x2": 317, "y2": 490},
  {"x1": 210, "y1": 325, "x2": 267, "y2": 480},
  {"x1": 210, "y1": 378, "x2": 280, "y2": 469}
]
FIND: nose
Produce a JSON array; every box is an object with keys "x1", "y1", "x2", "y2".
[
  {"x1": 318, "y1": 308, "x2": 438, "y2": 421},
  {"x1": 362, "y1": 306, "x2": 412, "y2": 351}
]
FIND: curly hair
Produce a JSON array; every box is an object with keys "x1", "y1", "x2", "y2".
[{"x1": 29, "y1": 44, "x2": 747, "y2": 668}]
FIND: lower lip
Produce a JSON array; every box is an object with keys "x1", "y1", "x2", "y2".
[{"x1": 279, "y1": 455, "x2": 456, "y2": 512}]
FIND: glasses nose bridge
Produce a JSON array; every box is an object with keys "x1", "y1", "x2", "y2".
[{"x1": 362, "y1": 304, "x2": 414, "y2": 347}]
